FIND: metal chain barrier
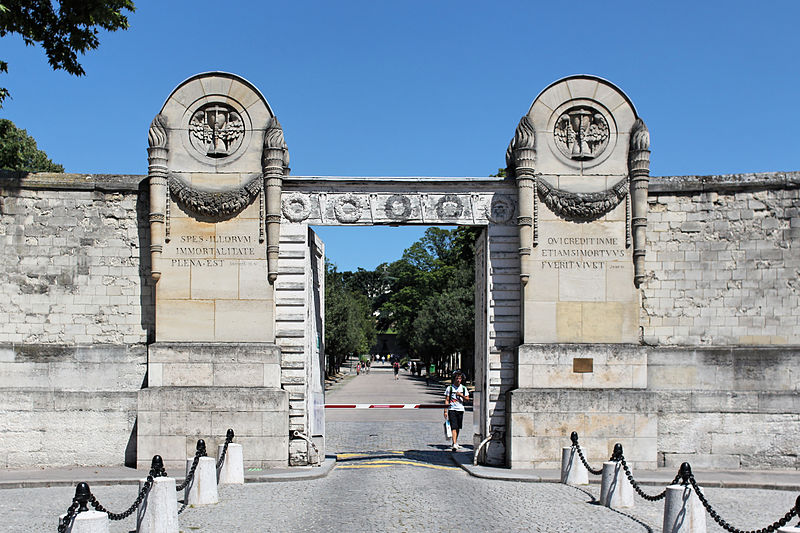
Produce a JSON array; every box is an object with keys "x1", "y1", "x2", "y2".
[
  {"x1": 176, "y1": 439, "x2": 207, "y2": 492},
  {"x1": 570, "y1": 431, "x2": 603, "y2": 475},
  {"x1": 216, "y1": 429, "x2": 235, "y2": 470},
  {"x1": 612, "y1": 443, "x2": 680, "y2": 502},
  {"x1": 683, "y1": 463, "x2": 800, "y2": 533},
  {"x1": 58, "y1": 456, "x2": 167, "y2": 530}
]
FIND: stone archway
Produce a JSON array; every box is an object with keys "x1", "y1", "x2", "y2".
[{"x1": 140, "y1": 72, "x2": 649, "y2": 469}]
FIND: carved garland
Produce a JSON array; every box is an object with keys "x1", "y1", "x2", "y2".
[
  {"x1": 168, "y1": 173, "x2": 262, "y2": 218},
  {"x1": 536, "y1": 177, "x2": 628, "y2": 221}
]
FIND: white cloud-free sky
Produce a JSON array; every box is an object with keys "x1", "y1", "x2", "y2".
[{"x1": 2, "y1": 0, "x2": 798, "y2": 270}]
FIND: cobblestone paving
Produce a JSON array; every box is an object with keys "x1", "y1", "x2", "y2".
[
  {"x1": 12, "y1": 369, "x2": 800, "y2": 532},
  {"x1": 11, "y1": 470, "x2": 800, "y2": 532}
]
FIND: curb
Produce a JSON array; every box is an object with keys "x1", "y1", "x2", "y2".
[
  {"x1": 0, "y1": 457, "x2": 337, "y2": 490},
  {"x1": 452, "y1": 456, "x2": 800, "y2": 491}
]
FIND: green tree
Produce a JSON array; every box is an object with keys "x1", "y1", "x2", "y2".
[
  {"x1": 0, "y1": 118, "x2": 63, "y2": 171},
  {"x1": 324, "y1": 262, "x2": 376, "y2": 376},
  {"x1": 0, "y1": 0, "x2": 135, "y2": 106}
]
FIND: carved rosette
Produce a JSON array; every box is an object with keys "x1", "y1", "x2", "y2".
[
  {"x1": 486, "y1": 196, "x2": 516, "y2": 224},
  {"x1": 334, "y1": 194, "x2": 363, "y2": 223},
  {"x1": 536, "y1": 178, "x2": 628, "y2": 222},
  {"x1": 282, "y1": 193, "x2": 311, "y2": 222},
  {"x1": 384, "y1": 194, "x2": 412, "y2": 220},
  {"x1": 148, "y1": 114, "x2": 169, "y2": 281},
  {"x1": 629, "y1": 118, "x2": 650, "y2": 287},
  {"x1": 436, "y1": 194, "x2": 464, "y2": 219}
]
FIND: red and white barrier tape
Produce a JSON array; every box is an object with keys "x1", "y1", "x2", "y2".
[{"x1": 325, "y1": 403, "x2": 446, "y2": 409}]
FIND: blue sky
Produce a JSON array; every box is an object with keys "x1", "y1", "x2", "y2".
[{"x1": 2, "y1": 1, "x2": 798, "y2": 271}]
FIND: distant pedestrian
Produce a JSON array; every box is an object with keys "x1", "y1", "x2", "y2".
[
  {"x1": 356, "y1": 362, "x2": 361, "y2": 376},
  {"x1": 444, "y1": 370, "x2": 469, "y2": 451},
  {"x1": 393, "y1": 361, "x2": 400, "y2": 380}
]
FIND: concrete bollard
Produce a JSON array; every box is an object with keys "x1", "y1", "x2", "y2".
[
  {"x1": 217, "y1": 442, "x2": 244, "y2": 485},
  {"x1": 778, "y1": 528, "x2": 800, "y2": 532},
  {"x1": 599, "y1": 461, "x2": 634, "y2": 509},
  {"x1": 185, "y1": 456, "x2": 219, "y2": 506},
  {"x1": 560, "y1": 447, "x2": 588, "y2": 485},
  {"x1": 662, "y1": 484, "x2": 706, "y2": 533},
  {"x1": 136, "y1": 476, "x2": 179, "y2": 533},
  {"x1": 59, "y1": 511, "x2": 110, "y2": 533}
]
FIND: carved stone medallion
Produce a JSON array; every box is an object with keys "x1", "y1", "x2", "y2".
[
  {"x1": 553, "y1": 106, "x2": 610, "y2": 161},
  {"x1": 486, "y1": 196, "x2": 515, "y2": 224},
  {"x1": 334, "y1": 194, "x2": 362, "y2": 223},
  {"x1": 384, "y1": 194, "x2": 412, "y2": 220},
  {"x1": 282, "y1": 193, "x2": 311, "y2": 222},
  {"x1": 436, "y1": 194, "x2": 463, "y2": 219},
  {"x1": 189, "y1": 103, "x2": 245, "y2": 158}
]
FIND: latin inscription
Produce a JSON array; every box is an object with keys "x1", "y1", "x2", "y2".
[
  {"x1": 540, "y1": 236, "x2": 625, "y2": 270},
  {"x1": 170, "y1": 234, "x2": 257, "y2": 267}
]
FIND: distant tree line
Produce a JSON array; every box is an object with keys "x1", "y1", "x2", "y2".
[{"x1": 324, "y1": 227, "x2": 480, "y2": 378}]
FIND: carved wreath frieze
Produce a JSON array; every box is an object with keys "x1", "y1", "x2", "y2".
[
  {"x1": 486, "y1": 195, "x2": 516, "y2": 224},
  {"x1": 384, "y1": 194, "x2": 412, "y2": 220},
  {"x1": 334, "y1": 194, "x2": 362, "y2": 223},
  {"x1": 282, "y1": 193, "x2": 311, "y2": 222},
  {"x1": 168, "y1": 173, "x2": 262, "y2": 218},
  {"x1": 537, "y1": 178, "x2": 628, "y2": 221},
  {"x1": 436, "y1": 194, "x2": 463, "y2": 219}
]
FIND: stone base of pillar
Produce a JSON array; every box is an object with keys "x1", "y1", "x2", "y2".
[
  {"x1": 662, "y1": 484, "x2": 706, "y2": 533},
  {"x1": 136, "y1": 476, "x2": 179, "y2": 533},
  {"x1": 217, "y1": 443, "x2": 244, "y2": 484},
  {"x1": 600, "y1": 461, "x2": 634, "y2": 508},
  {"x1": 59, "y1": 510, "x2": 109, "y2": 533},
  {"x1": 560, "y1": 447, "x2": 589, "y2": 485},
  {"x1": 185, "y1": 456, "x2": 219, "y2": 506}
]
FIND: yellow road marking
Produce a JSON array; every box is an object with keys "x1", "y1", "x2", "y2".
[
  {"x1": 336, "y1": 452, "x2": 402, "y2": 459},
  {"x1": 336, "y1": 460, "x2": 458, "y2": 471}
]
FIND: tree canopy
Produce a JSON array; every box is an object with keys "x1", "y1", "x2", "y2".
[
  {"x1": 0, "y1": 118, "x2": 63, "y2": 171},
  {"x1": 0, "y1": 0, "x2": 135, "y2": 106}
]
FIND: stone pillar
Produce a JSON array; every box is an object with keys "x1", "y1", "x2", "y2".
[
  {"x1": 560, "y1": 447, "x2": 588, "y2": 485},
  {"x1": 136, "y1": 476, "x2": 179, "y2": 533},
  {"x1": 59, "y1": 511, "x2": 109, "y2": 533},
  {"x1": 217, "y1": 442, "x2": 244, "y2": 485},
  {"x1": 628, "y1": 118, "x2": 650, "y2": 288},
  {"x1": 263, "y1": 116, "x2": 287, "y2": 285},
  {"x1": 662, "y1": 484, "x2": 706, "y2": 533},
  {"x1": 599, "y1": 461, "x2": 634, "y2": 508},
  {"x1": 147, "y1": 114, "x2": 168, "y2": 282},
  {"x1": 510, "y1": 116, "x2": 536, "y2": 339},
  {"x1": 185, "y1": 456, "x2": 219, "y2": 506}
]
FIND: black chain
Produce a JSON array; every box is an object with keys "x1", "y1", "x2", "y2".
[
  {"x1": 56, "y1": 501, "x2": 80, "y2": 533},
  {"x1": 217, "y1": 429, "x2": 235, "y2": 470},
  {"x1": 90, "y1": 477, "x2": 153, "y2": 520},
  {"x1": 688, "y1": 471, "x2": 798, "y2": 533},
  {"x1": 619, "y1": 456, "x2": 679, "y2": 502},
  {"x1": 87, "y1": 456, "x2": 167, "y2": 522},
  {"x1": 177, "y1": 439, "x2": 207, "y2": 492},
  {"x1": 570, "y1": 432, "x2": 603, "y2": 475}
]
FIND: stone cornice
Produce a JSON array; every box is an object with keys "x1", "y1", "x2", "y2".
[{"x1": 2, "y1": 170, "x2": 798, "y2": 194}]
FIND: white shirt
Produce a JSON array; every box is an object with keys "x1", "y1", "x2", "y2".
[{"x1": 445, "y1": 384, "x2": 468, "y2": 411}]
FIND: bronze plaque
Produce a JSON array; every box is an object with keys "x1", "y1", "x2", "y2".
[{"x1": 573, "y1": 358, "x2": 594, "y2": 373}]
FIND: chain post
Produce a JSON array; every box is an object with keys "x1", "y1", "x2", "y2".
[
  {"x1": 74, "y1": 482, "x2": 91, "y2": 513},
  {"x1": 570, "y1": 431, "x2": 578, "y2": 447},
  {"x1": 679, "y1": 462, "x2": 692, "y2": 486},
  {"x1": 610, "y1": 443, "x2": 623, "y2": 462},
  {"x1": 150, "y1": 454, "x2": 167, "y2": 478},
  {"x1": 227, "y1": 428, "x2": 235, "y2": 442}
]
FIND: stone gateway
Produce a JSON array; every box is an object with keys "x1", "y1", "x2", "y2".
[{"x1": 0, "y1": 72, "x2": 797, "y2": 470}]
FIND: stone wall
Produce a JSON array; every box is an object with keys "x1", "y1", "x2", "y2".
[
  {"x1": 642, "y1": 173, "x2": 800, "y2": 345},
  {"x1": 0, "y1": 172, "x2": 149, "y2": 467}
]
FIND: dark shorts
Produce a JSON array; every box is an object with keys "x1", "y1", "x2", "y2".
[{"x1": 447, "y1": 410, "x2": 464, "y2": 430}]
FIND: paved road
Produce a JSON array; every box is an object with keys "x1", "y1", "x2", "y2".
[{"x1": 10, "y1": 365, "x2": 800, "y2": 532}]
